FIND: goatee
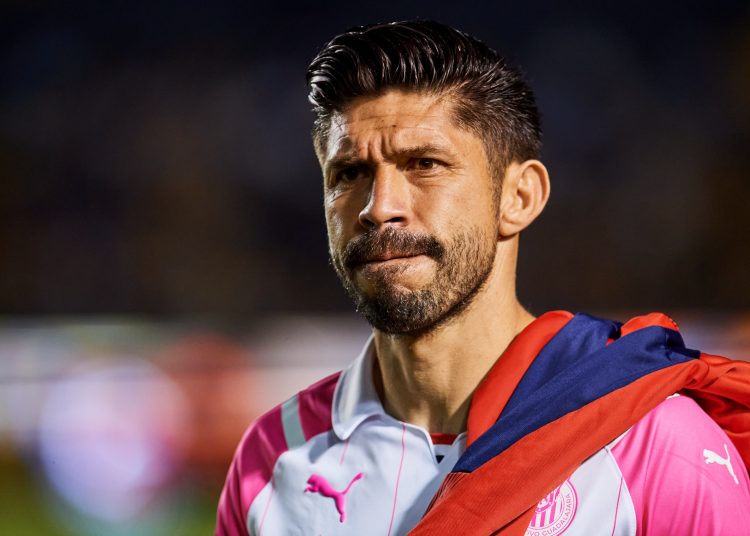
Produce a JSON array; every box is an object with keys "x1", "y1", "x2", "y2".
[{"x1": 330, "y1": 226, "x2": 496, "y2": 334}]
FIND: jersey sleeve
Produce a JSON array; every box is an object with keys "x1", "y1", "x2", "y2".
[
  {"x1": 611, "y1": 395, "x2": 750, "y2": 536},
  {"x1": 215, "y1": 371, "x2": 341, "y2": 535},
  {"x1": 216, "y1": 453, "x2": 249, "y2": 536},
  {"x1": 215, "y1": 405, "x2": 287, "y2": 536}
]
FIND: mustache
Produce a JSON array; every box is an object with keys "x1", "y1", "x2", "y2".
[{"x1": 342, "y1": 228, "x2": 444, "y2": 269}]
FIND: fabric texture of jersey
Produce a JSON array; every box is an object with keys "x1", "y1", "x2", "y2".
[{"x1": 216, "y1": 311, "x2": 750, "y2": 536}]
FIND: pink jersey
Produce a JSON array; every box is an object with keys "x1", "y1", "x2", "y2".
[{"x1": 217, "y1": 340, "x2": 750, "y2": 535}]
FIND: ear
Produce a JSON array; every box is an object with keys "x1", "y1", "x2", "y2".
[{"x1": 498, "y1": 159, "x2": 550, "y2": 237}]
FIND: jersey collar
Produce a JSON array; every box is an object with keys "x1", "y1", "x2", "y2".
[{"x1": 332, "y1": 335, "x2": 389, "y2": 440}]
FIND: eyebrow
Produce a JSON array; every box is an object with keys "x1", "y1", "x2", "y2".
[
  {"x1": 325, "y1": 143, "x2": 457, "y2": 174},
  {"x1": 397, "y1": 144, "x2": 457, "y2": 159}
]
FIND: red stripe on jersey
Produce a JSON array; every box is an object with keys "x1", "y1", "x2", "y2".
[{"x1": 430, "y1": 433, "x2": 457, "y2": 445}]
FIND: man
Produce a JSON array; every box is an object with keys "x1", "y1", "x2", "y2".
[{"x1": 217, "y1": 21, "x2": 750, "y2": 535}]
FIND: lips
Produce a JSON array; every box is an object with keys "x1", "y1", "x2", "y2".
[{"x1": 363, "y1": 251, "x2": 422, "y2": 263}]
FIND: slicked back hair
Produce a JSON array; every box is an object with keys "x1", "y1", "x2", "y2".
[{"x1": 306, "y1": 20, "x2": 542, "y2": 185}]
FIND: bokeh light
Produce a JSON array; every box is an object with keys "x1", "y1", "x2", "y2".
[{"x1": 37, "y1": 357, "x2": 188, "y2": 522}]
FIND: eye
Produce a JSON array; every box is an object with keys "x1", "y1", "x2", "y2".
[
  {"x1": 408, "y1": 158, "x2": 443, "y2": 172},
  {"x1": 416, "y1": 158, "x2": 436, "y2": 170},
  {"x1": 335, "y1": 165, "x2": 365, "y2": 184}
]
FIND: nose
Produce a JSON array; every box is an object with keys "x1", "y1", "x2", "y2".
[{"x1": 358, "y1": 168, "x2": 410, "y2": 229}]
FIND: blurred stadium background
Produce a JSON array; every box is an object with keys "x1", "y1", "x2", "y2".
[{"x1": 1, "y1": 1, "x2": 749, "y2": 534}]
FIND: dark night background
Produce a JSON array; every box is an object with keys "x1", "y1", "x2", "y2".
[{"x1": 2, "y1": 1, "x2": 749, "y2": 318}]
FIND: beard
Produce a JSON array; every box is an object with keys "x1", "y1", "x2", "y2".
[{"x1": 330, "y1": 226, "x2": 497, "y2": 334}]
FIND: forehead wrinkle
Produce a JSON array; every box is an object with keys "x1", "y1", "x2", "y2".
[
  {"x1": 324, "y1": 91, "x2": 466, "y2": 165},
  {"x1": 338, "y1": 124, "x2": 455, "y2": 160}
]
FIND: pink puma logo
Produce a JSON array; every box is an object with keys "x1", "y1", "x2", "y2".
[{"x1": 305, "y1": 472, "x2": 364, "y2": 522}]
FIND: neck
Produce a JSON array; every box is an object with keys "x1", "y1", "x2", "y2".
[{"x1": 372, "y1": 240, "x2": 534, "y2": 435}]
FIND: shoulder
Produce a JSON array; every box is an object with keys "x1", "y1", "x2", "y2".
[
  {"x1": 215, "y1": 371, "x2": 342, "y2": 536},
  {"x1": 615, "y1": 395, "x2": 727, "y2": 451},
  {"x1": 234, "y1": 370, "x2": 341, "y2": 482},
  {"x1": 610, "y1": 395, "x2": 750, "y2": 536}
]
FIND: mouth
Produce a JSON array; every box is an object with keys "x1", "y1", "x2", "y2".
[
  {"x1": 364, "y1": 252, "x2": 421, "y2": 263},
  {"x1": 355, "y1": 254, "x2": 429, "y2": 273},
  {"x1": 359, "y1": 251, "x2": 427, "y2": 265}
]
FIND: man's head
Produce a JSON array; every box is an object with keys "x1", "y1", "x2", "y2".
[
  {"x1": 307, "y1": 21, "x2": 549, "y2": 335},
  {"x1": 307, "y1": 20, "x2": 542, "y2": 188}
]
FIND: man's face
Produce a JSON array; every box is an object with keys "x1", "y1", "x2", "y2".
[{"x1": 320, "y1": 90, "x2": 501, "y2": 334}]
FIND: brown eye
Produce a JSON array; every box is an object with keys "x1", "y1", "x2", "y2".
[
  {"x1": 417, "y1": 158, "x2": 435, "y2": 170},
  {"x1": 337, "y1": 166, "x2": 364, "y2": 183}
]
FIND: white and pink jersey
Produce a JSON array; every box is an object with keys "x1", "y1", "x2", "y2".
[{"x1": 217, "y1": 339, "x2": 750, "y2": 535}]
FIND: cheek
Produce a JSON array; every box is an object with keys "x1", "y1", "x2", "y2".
[
  {"x1": 325, "y1": 193, "x2": 362, "y2": 235},
  {"x1": 324, "y1": 206, "x2": 349, "y2": 252},
  {"x1": 415, "y1": 187, "x2": 487, "y2": 224}
]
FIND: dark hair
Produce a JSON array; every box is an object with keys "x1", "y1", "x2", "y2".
[{"x1": 306, "y1": 20, "x2": 541, "y2": 180}]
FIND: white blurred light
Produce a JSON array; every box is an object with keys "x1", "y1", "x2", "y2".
[
  {"x1": 37, "y1": 357, "x2": 189, "y2": 522},
  {"x1": 0, "y1": 333, "x2": 78, "y2": 447}
]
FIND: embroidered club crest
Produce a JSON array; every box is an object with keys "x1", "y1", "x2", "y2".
[{"x1": 525, "y1": 479, "x2": 578, "y2": 536}]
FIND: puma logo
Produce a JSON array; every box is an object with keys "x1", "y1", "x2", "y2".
[
  {"x1": 703, "y1": 443, "x2": 739, "y2": 485},
  {"x1": 305, "y1": 472, "x2": 364, "y2": 522}
]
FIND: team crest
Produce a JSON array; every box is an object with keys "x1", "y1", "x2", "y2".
[{"x1": 525, "y1": 479, "x2": 578, "y2": 536}]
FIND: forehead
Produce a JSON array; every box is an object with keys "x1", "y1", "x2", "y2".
[{"x1": 321, "y1": 90, "x2": 471, "y2": 162}]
